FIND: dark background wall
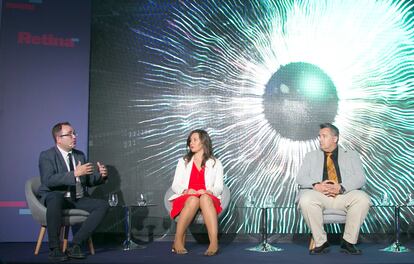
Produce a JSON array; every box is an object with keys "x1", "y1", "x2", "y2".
[{"x1": 0, "y1": 0, "x2": 91, "y2": 242}]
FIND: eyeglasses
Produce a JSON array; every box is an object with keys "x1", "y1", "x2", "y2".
[{"x1": 60, "y1": 132, "x2": 78, "y2": 138}]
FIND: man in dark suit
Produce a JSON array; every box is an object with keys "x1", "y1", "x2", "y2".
[{"x1": 38, "y1": 122, "x2": 109, "y2": 262}]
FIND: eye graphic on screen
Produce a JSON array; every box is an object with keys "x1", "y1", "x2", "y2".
[
  {"x1": 93, "y1": 0, "x2": 414, "y2": 234},
  {"x1": 264, "y1": 62, "x2": 338, "y2": 140}
]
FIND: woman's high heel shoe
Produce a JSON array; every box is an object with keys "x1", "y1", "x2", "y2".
[
  {"x1": 204, "y1": 248, "x2": 219, "y2": 256},
  {"x1": 171, "y1": 247, "x2": 188, "y2": 255}
]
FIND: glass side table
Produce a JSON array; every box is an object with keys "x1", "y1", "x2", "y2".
[
  {"x1": 241, "y1": 205, "x2": 294, "y2": 252},
  {"x1": 122, "y1": 203, "x2": 156, "y2": 251},
  {"x1": 378, "y1": 204, "x2": 412, "y2": 253}
]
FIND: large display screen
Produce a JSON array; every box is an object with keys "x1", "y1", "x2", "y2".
[{"x1": 90, "y1": 0, "x2": 414, "y2": 235}]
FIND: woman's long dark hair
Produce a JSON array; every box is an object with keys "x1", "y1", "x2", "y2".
[{"x1": 183, "y1": 129, "x2": 216, "y2": 167}]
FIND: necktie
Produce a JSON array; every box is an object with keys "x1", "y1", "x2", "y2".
[
  {"x1": 67, "y1": 153, "x2": 74, "y2": 171},
  {"x1": 326, "y1": 152, "x2": 338, "y2": 183},
  {"x1": 68, "y1": 153, "x2": 83, "y2": 199}
]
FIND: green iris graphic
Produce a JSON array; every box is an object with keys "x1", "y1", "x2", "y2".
[{"x1": 129, "y1": 0, "x2": 414, "y2": 234}]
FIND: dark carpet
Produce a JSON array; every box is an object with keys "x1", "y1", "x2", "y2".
[{"x1": 1, "y1": 241, "x2": 413, "y2": 264}]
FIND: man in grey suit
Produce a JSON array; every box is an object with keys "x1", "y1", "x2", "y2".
[
  {"x1": 296, "y1": 123, "x2": 370, "y2": 255},
  {"x1": 38, "y1": 122, "x2": 109, "y2": 262}
]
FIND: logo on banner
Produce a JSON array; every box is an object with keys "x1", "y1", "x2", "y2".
[
  {"x1": 17, "y1": 32, "x2": 79, "y2": 48},
  {"x1": 5, "y1": 0, "x2": 43, "y2": 11},
  {"x1": 5, "y1": 2, "x2": 36, "y2": 11}
]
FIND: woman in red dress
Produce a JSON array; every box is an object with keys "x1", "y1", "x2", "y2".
[{"x1": 168, "y1": 129, "x2": 224, "y2": 256}]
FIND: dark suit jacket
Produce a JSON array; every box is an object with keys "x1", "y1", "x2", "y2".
[{"x1": 38, "y1": 146, "x2": 106, "y2": 204}]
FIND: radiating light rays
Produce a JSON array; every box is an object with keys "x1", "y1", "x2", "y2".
[{"x1": 129, "y1": 0, "x2": 414, "y2": 233}]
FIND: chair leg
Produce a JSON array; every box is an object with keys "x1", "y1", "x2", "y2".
[
  {"x1": 88, "y1": 237, "x2": 95, "y2": 255},
  {"x1": 309, "y1": 236, "x2": 315, "y2": 250},
  {"x1": 62, "y1": 226, "x2": 69, "y2": 253},
  {"x1": 34, "y1": 226, "x2": 46, "y2": 255}
]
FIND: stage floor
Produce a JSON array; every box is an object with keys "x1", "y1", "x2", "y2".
[{"x1": 1, "y1": 241, "x2": 413, "y2": 264}]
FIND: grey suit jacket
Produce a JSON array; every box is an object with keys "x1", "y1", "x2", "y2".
[
  {"x1": 296, "y1": 146, "x2": 366, "y2": 196},
  {"x1": 37, "y1": 146, "x2": 105, "y2": 203}
]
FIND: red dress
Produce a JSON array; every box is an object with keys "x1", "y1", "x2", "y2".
[{"x1": 170, "y1": 163, "x2": 222, "y2": 219}]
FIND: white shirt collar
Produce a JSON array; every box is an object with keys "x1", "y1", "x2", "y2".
[
  {"x1": 56, "y1": 145, "x2": 72, "y2": 157},
  {"x1": 56, "y1": 145, "x2": 73, "y2": 171}
]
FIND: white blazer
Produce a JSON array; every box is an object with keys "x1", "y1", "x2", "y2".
[{"x1": 168, "y1": 157, "x2": 224, "y2": 201}]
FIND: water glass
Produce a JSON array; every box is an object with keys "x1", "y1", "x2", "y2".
[
  {"x1": 108, "y1": 193, "x2": 118, "y2": 207},
  {"x1": 380, "y1": 192, "x2": 390, "y2": 206},
  {"x1": 265, "y1": 194, "x2": 275, "y2": 207},
  {"x1": 137, "y1": 193, "x2": 147, "y2": 206},
  {"x1": 406, "y1": 193, "x2": 414, "y2": 206},
  {"x1": 245, "y1": 194, "x2": 256, "y2": 207}
]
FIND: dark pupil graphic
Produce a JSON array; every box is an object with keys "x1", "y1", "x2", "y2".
[{"x1": 264, "y1": 62, "x2": 338, "y2": 141}]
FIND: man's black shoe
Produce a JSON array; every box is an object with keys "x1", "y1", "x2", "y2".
[
  {"x1": 309, "y1": 241, "x2": 330, "y2": 255},
  {"x1": 66, "y1": 244, "x2": 86, "y2": 259},
  {"x1": 340, "y1": 239, "x2": 362, "y2": 255},
  {"x1": 48, "y1": 248, "x2": 68, "y2": 262}
]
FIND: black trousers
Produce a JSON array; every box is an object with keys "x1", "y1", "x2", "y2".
[{"x1": 44, "y1": 192, "x2": 109, "y2": 250}]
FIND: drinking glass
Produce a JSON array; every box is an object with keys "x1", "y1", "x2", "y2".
[
  {"x1": 380, "y1": 192, "x2": 390, "y2": 206},
  {"x1": 406, "y1": 193, "x2": 414, "y2": 206},
  {"x1": 137, "y1": 192, "x2": 147, "y2": 206},
  {"x1": 265, "y1": 194, "x2": 275, "y2": 207},
  {"x1": 245, "y1": 194, "x2": 256, "y2": 207},
  {"x1": 108, "y1": 193, "x2": 118, "y2": 207}
]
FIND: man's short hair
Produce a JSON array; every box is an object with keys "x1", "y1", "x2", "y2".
[
  {"x1": 319, "y1": 123, "x2": 339, "y2": 138},
  {"x1": 52, "y1": 122, "x2": 71, "y2": 143}
]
